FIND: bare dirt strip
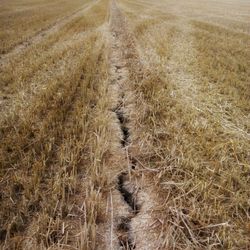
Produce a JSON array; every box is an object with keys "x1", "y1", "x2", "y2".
[{"x1": 96, "y1": 1, "x2": 164, "y2": 249}]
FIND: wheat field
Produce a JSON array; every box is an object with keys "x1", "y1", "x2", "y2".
[{"x1": 0, "y1": 0, "x2": 249, "y2": 249}]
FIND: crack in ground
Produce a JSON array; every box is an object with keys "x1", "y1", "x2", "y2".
[
  {"x1": 114, "y1": 105, "x2": 130, "y2": 147},
  {"x1": 98, "y1": 1, "x2": 163, "y2": 248},
  {"x1": 109, "y1": 1, "x2": 142, "y2": 249},
  {"x1": 116, "y1": 216, "x2": 135, "y2": 250},
  {"x1": 117, "y1": 173, "x2": 139, "y2": 214},
  {"x1": 113, "y1": 98, "x2": 139, "y2": 249},
  {"x1": 116, "y1": 158, "x2": 138, "y2": 250}
]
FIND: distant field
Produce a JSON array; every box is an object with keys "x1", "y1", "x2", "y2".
[
  {"x1": 0, "y1": 0, "x2": 249, "y2": 249},
  {"x1": 0, "y1": 0, "x2": 93, "y2": 54}
]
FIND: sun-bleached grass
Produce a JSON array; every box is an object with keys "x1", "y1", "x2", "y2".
[
  {"x1": 0, "y1": 0, "x2": 120, "y2": 248},
  {"x1": 120, "y1": 0, "x2": 250, "y2": 248},
  {"x1": 0, "y1": 0, "x2": 108, "y2": 108},
  {"x1": 192, "y1": 21, "x2": 250, "y2": 115},
  {"x1": 0, "y1": 32, "x2": 99, "y2": 248},
  {"x1": 1, "y1": 0, "x2": 249, "y2": 248},
  {"x1": 0, "y1": 0, "x2": 91, "y2": 54}
]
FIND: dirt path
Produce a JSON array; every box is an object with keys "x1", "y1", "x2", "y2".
[
  {"x1": 97, "y1": 1, "x2": 164, "y2": 249},
  {"x1": 0, "y1": 0, "x2": 96, "y2": 65}
]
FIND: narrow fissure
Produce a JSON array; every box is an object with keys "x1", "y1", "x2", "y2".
[
  {"x1": 117, "y1": 173, "x2": 139, "y2": 214},
  {"x1": 114, "y1": 106, "x2": 130, "y2": 147},
  {"x1": 116, "y1": 216, "x2": 135, "y2": 249},
  {"x1": 112, "y1": 90, "x2": 140, "y2": 250},
  {"x1": 113, "y1": 99, "x2": 139, "y2": 249},
  {"x1": 109, "y1": 2, "x2": 141, "y2": 248}
]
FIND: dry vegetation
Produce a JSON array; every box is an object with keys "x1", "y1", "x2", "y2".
[
  {"x1": 0, "y1": 0, "x2": 92, "y2": 54},
  {"x1": 0, "y1": 0, "x2": 114, "y2": 248},
  {"x1": 0, "y1": 0, "x2": 249, "y2": 249}
]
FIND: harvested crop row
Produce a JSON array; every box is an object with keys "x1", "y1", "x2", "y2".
[
  {"x1": 192, "y1": 21, "x2": 250, "y2": 116},
  {"x1": 0, "y1": 0, "x2": 117, "y2": 248},
  {"x1": 120, "y1": 0, "x2": 250, "y2": 248},
  {"x1": 0, "y1": 0, "x2": 92, "y2": 54},
  {"x1": 0, "y1": 32, "x2": 96, "y2": 248},
  {"x1": 0, "y1": 0, "x2": 109, "y2": 113}
]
